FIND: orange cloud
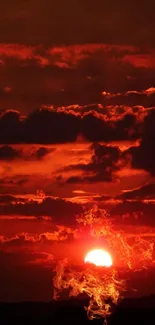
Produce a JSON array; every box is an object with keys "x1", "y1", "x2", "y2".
[
  {"x1": 0, "y1": 43, "x2": 154, "y2": 72},
  {"x1": 122, "y1": 53, "x2": 155, "y2": 68},
  {"x1": 0, "y1": 44, "x2": 48, "y2": 66},
  {"x1": 28, "y1": 252, "x2": 54, "y2": 265},
  {"x1": 102, "y1": 87, "x2": 155, "y2": 99},
  {"x1": 47, "y1": 44, "x2": 137, "y2": 68},
  {"x1": 0, "y1": 226, "x2": 77, "y2": 245},
  {"x1": 0, "y1": 43, "x2": 150, "y2": 70}
]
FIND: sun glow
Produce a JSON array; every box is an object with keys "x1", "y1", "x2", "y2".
[
  {"x1": 53, "y1": 206, "x2": 154, "y2": 323},
  {"x1": 85, "y1": 249, "x2": 112, "y2": 267}
]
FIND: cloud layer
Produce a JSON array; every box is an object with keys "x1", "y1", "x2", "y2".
[
  {"x1": 0, "y1": 43, "x2": 155, "y2": 113},
  {"x1": 1, "y1": 1, "x2": 155, "y2": 303},
  {"x1": 0, "y1": 105, "x2": 148, "y2": 143}
]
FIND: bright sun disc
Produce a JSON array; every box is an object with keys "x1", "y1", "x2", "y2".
[{"x1": 84, "y1": 249, "x2": 112, "y2": 267}]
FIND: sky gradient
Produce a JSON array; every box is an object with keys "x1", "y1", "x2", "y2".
[{"x1": 1, "y1": 0, "x2": 155, "y2": 302}]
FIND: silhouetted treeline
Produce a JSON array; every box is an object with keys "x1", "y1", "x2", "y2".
[{"x1": 0, "y1": 295, "x2": 155, "y2": 325}]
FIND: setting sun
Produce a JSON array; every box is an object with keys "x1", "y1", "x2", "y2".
[{"x1": 84, "y1": 249, "x2": 112, "y2": 267}]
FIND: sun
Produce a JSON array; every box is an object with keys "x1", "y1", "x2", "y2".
[{"x1": 84, "y1": 249, "x2": 112, "y2": 267}]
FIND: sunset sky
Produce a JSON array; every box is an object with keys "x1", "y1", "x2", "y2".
[{"x1": 1, "y1": 0, "x2": 155, "y2": 302}]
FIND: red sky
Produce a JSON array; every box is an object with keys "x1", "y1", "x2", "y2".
[{"x1": 1, "y1": 0, "x2": 155, "y2": 302}]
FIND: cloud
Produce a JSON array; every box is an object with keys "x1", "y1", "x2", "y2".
[
  {"x1": 47, "y1": 44, "x2": 137, "y2": 68},
  {"x1": 0, "y1": 226, "x2": 77, "y2": 246},
  {"x1": 110, "y1": 200, "x2": 155, "y2": 226},
  {"x1": 82, "y1": 110, "x2": 142, "y2": 142},
  {"x1": 0, "y1": 44, "x2": 47, "y2": 66},
  {"x1": 0, "y1": 43, "x2": 137, "y2": 68},
  {"x1": 144, "y1": 87, "x2": 155, "y2": 95},
  {"x1": 30, "y1": 146, "x2": 55, "y2": 160},
  {"x1": 122, "y1": 53, "x2": 155, "y2": 68},
  {"x1": 1, "y1": 43, "x2": 155, "y2": 113},
  {"x1": 0, "y1": 196, "x2": 83, "y2": 224},
  {"x1": 34, "y1": 147, "x2": 50, "y2": 159},
  {"x1": 0, "y1": 144, "x2": 55, "y2": 161},
  {"x1": 102, "y1": 87, "x2": 155, "y2": 98},
  {"x1": 127, "y1": 109, "x2": 155, "y2": 175},
  {"x1": 0, "y1": 108, "x2": 81, "y2": 144},
  {"x1": 119, "y1": 183, "x2": 155, "y2": 200},
  {"x1": 0, "y1": 107, "x2": 146, "y2": 144},
  {"x1": 0, "y1": 194, "x2": 26, "y2": 204},
  {"x1": 0, "y1": 145, "x2": 21, "y2": 160},
  {"x1": 28, "y1": 252, "x2": 54, "y2": 265},
  {"x1": 0, "y1": 250, "x2": 54, "y2": 268},
  {"x1": 0, "y1": 110, "x2": 21, "y2": 143},
  {"x1": 101, "y1": 87, "x2": 155, "y2": 106},
  {"x1": 24, "y1": 108, "x2": 81, "y2": 143},
  {"x1": 65, "y1": 143, "x2": 127, "y2": 183}
]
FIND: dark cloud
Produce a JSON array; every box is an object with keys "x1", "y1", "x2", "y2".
[
  {"x1": 35, "y1": 147, "x2": 50, "y2": 159},
  {"x1": 0, "y1": 197, "x2": 83, "y2": 224},
  {"x1": 66, "y1": 143, "x2": 126, "y2": 183},
  {"x1": 128, "y1": 109, "x2": 155, "y2": 175},
  {"x1": 24, "y1": 109, "x2": 80, "y2": 143},
  {"x1": 0, "y1": 194, "x2": 26, "y2": 204},
  {"x1": 31, "y1": 147, "x2": 56, "y2": 160},
  {"x1": 119, "y1": 183, "x2": 155, "y2": 200},
  {"x1": 0, "y1": 107, "x2": 146, "y2": 144},
  {"x1": 0, "y1": 145, "x2": 21, "y2": 160},
  {"x1": 0, "y1": 109, "x2": 80, "y2": 144},
  {"x1": 0, "y1": 110, "x2": 21, "y2": 143},
  {"x1": 0, "y1": 174, "x2": 49, "y2": 195},
  {"x1": 110, "y1": 201, "x2": 155, "y2": 226},
  {"x1": 0, "y1": 144, "x2": 54, "y2": 161},
  {"x1": 82, "y1": 111, "x2": 142, "y2": 142}
]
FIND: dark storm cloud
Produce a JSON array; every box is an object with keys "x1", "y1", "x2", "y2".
[
  {"x1": 0, "y1": 197, "x2": 83, "y2": 224},
  {"x1": 0, "y1": 1, "x2": 155, "y2": 46},
  {"x1": 0, "y1": 109, "x2": 80, "y2": 143},
  {"x1": 0, "y1": 145, "x2": 53, "y2": 161},
  {"x1": 109, "y1": 201, "x2": 155, "y2": 226},
  {"x1": 82, "y1": 110, "x2": 142, "y2": 142},
  {"x1": 0, "y1": 174, "x2": 47, "y2": 195},
  {"x1": 0, "y1": 110, "x2": 21, "y2": 143},
  {"x1": 0, "y1": 145, "x2": 21, "y2": 160},
  {"x1": 128, "y1": 109, "x2": 155, "y2": 175},
  {"x1": 119, "y1": 183, "x2": 155, "y2": 200},
  {"x1": 0, "y1": 107, "x2": 145, "y2": 144},
  {"x1": 31, "y1": 146, "x2": 56, "y2": 160},
  {"x1": 0, "y1": 194, "x2": 26, "y2": 204},
  {"x1": 66, "y1": 143, "x2": 126, "y2": 183},
  {"x1": 24, "y1": 109, "x2": 80, "y2": 143},
  {"x1": 35, "y1": 147, "x2": 50, "y2": 159}
]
